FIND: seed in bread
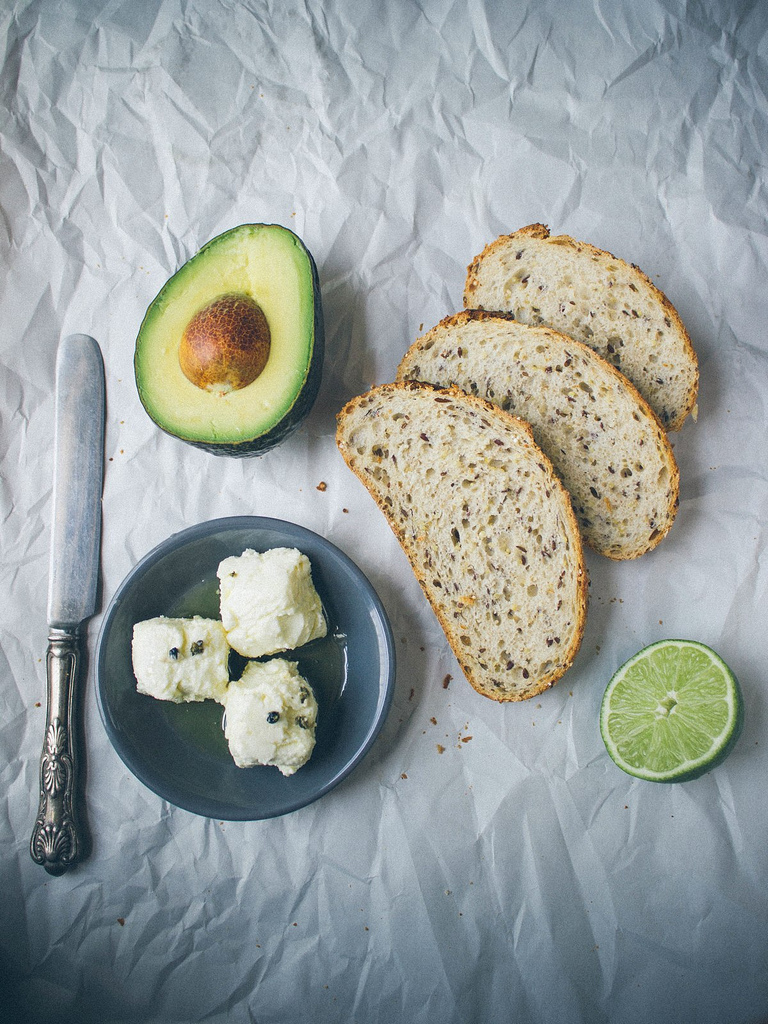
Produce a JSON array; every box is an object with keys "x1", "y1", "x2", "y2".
[
  {"x1": 335, "y1": 381, "x2": 588, "y2": 702},
  {"x1": 463, "y1": 223, "x2": 698, "y2": 432},
  {"x1": 397, "y1": 310, "x2": 680, "y2": 560}
]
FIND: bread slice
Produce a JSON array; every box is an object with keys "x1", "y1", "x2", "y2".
[
  {"x1": 463, "y1": 224, "x2": 698, "y2": 431},
  {"x1": 336, "y1": 381, "x2": 588, "y2": 701},
  {"x1": 397, "y1": 311, "x2": 680, "y2": 560}
]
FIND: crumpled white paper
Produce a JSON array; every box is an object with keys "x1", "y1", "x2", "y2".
[{"x1": 2, "y1": 1, "x2": 767, "y2": 1022}]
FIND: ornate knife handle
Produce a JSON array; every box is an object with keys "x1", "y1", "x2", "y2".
[{"x1": 30, "y1": 628, "x2": 83, "y2": 875}]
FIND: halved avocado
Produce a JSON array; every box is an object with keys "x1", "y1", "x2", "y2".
[{"x1": 134, "y1": 223, "x2": 324, "y2": 456}]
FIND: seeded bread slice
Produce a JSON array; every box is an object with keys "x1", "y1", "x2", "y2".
[
  {"x1": 336, "y1": 381, "x2": 588, "y2": 701},
  {"x1": 463, "y1": 224, "x2": 698, "y2": 431},
  {"x1": 397, "y1": 311, "x2": 680, "y2": 560}
]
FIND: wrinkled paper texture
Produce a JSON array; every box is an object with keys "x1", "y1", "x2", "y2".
[{"x1": 1, "y1": 1, "x2": 767, "y2": 1022}]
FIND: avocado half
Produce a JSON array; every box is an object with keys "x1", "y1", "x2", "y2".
[{"x1": 134, "y1": 223, "x2": 325, "y2": 457}]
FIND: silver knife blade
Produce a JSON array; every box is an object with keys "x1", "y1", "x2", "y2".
[{"x1": 47, "y1": 334, "x2": 105, "y2": 628}]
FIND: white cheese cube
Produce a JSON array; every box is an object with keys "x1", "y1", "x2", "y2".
[
  {"x1": 131, "y1": 616, "x2": 230, "y2": 703},
  {"x1": 222, "y1": 658, "x2": 318, "y2": 775},
  {"x1": 217, "y1": 547, "x2": 327, "y2": 658}
]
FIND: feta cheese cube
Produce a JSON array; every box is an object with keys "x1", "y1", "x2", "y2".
[
  {"x1": 131, "y1": 616, "x2": 230, "y2": 703},
  {"x1": 222, "y1": 658, "x2": 318, "y2": 775},
  {"x1": 217, "y1": 547, "x2": 327, "y2": 658}
]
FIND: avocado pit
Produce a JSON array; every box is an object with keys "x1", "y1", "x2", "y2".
[{"x1": 179, "y1": 292, "x2": 271, "y2": 394}]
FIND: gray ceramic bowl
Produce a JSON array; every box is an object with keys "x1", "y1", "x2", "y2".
[{"x1": 95, "y1": 516, "x2": 396, "y2": 820}]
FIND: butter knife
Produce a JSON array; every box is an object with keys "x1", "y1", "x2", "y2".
[{"x1": 30, "y1": 334, "x2": 105, "y2": 875}]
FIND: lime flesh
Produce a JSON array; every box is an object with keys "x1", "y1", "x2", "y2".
[{"x1": 600, "y1": 639, "x2": 744, "y2": 782}]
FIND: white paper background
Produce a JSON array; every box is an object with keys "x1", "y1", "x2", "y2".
[{"x1": 2, "y1": 1, "x2": 767, "y2": 1021}]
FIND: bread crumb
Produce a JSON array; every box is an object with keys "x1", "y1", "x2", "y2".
[
  {"x1": 437, "y1": 744, "x2": 445, "y2": 753},
  {"x1": 316, "y1": 481, "x2": 327, "y2": 491},
  {"x1": 442, "y1": 674, "x2": 452, "y2": 689}
]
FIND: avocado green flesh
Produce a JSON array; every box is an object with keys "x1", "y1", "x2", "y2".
[{"x1": 135, "y1": 224, "x2": 323, "y2": 453}]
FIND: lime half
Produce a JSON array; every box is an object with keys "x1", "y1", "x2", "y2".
[{"x1": 600, "y1": 640, "x2": 744, "y2": 782}]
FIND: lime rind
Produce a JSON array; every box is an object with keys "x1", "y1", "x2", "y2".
[{"x1": 600, "y1": 639, "x2": 744, "y2": 783}]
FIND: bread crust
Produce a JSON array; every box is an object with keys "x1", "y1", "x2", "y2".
[
  {"x1": 336, "y1": 380, "x2": 588, "y2": 702},
  {"x1": 464, "y1": 224, "x2": 699, "y2": 432},
  {"x1": 398, "y1": 309, "x2": 680, "y2": 560}
]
